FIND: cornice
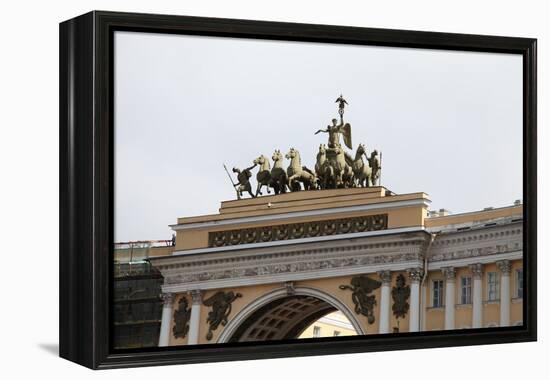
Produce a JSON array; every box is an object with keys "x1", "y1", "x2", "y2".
[
  {"x1": 153, "y1": 231, "x2": 429, "y2": 291},
  {"x1": 171, "y1": 226, "x2": 426, "y2": 257},
  {"x1": 171, "y1": 198, "x2": 430, "y2": 231},
  {"x1": 428, "y1": 223, "x2": 522, "y2": 263}
]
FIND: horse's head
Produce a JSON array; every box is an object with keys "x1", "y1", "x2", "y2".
[
  {"x1": 318, "y1": 144, "x2": 326, "y2": 155},
  {"x1": 285, "y1": 147, "x2": 297, "y2": 160},
  {"x1": 371, "y1": 149, "x2": 378, "y2": 158},
  {"x1": 253, "y1": 155, "x2": 265, "y2": 165},
  {"x1": 272, "y1": 149, "x2": 282, "y2": 162},
  {"x1": 357, "y1": 143, "x2": 366, "y2": 155}
]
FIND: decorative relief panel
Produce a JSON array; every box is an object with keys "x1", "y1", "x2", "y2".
[
  {"x1": 208, "y1": 214, "x2": 388, "y2": 247},
  {"x1": 172, "y1": 297, "x2": 191, "y2": 339},
  {"x1": 203, "y1": 291, "x2": 242, "y2": 340},
  {"x1": 164, "y1": 251, "x2": 422, "y2": 285},
  {"x1": 428, "y1": 226, "x2": 522, "y2": 263},
  {"x1": 391, "y1": 274, "x2": 410, "y2": 320},
  {"x1": 339, "y1": 275, "x2": 381, "y2": 324}
]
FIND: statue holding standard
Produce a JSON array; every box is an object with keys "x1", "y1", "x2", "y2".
[
  {"x1": 367, "y1": 149, "x2": 382, "y2": 186},
  {"x1": 231, "y1": 164, "x2": 257, "y2": 199}
]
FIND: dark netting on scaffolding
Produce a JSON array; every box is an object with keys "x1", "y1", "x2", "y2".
[{"x1": 113, "y1": 261, "x2": 164, "y2": 349}]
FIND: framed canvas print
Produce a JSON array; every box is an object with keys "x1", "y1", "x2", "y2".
[{"x1": 59, "y1": 11, "x2": 537, "y2": 369}]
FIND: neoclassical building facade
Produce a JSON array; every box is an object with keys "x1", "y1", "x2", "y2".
[{"x1": 147, "y1": 187, "x2": 523, "y2": 346}]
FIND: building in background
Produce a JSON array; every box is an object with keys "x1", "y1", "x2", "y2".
[
  {"x1": 113, "y1": 241, "x2": 174, "y2": 349},
  {"x1": 299, "y1": 311, "x2": 357, "y2": 338}
]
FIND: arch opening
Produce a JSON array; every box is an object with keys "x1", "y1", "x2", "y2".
[{"x1": 220, "y1": 287, "x2": 362, "y2": 343}]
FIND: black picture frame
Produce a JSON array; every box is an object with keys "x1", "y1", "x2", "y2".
[{"x1": 59, "y1": 10, "x2": 537, "y2": 369}]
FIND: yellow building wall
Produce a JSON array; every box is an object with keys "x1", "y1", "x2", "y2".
[
  {"x1": 166, "y1": 270, "x2": 427, "y2": 346},
  {"x1": 167, "y1": 283, "x2": 281, "y2": 346},
  {"x1": 423, "y1": 260, "x2": 523, "y2": 330},
  {"x1": 454, "y1": 266, "x2": 473, "y2": 329},
  {"x1": 425, "y1": 205, "x2": 522, "y2": 228},
  {"x1": 424, "y1": 270, "x2": 445, "y2": 331},
  {"x1": 299, "y1": 311, "x2": 357, "y2": 338},
  {"x1": 165, "y1": 260, "x2": 522, "y2": 346},
  {"x1": 510, "y1": 260, "x2": 524, "y2": 326},
  {"x1": 176, "y1": 206, "x2": 427, "y2": 251},
  {"x1": 482, "y1": 262, "x2": 500, "y2": 326},
  {"x1": 173, "y1": 189, "x2": 429, "y2": 251}
]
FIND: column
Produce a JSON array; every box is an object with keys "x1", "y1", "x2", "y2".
[
  {"x1": 377, "y1": 270, "x2": 392, "y2": 334},
  {"x1": 407, "y1": 268, "x2": 423, "y2": 332},
  {"x1": 470, "y1": 263, "x2": 483, "y2": 328},
  {"x1": 442, "y1": 267, "x2": 456, "y2": 330},
  {"x1": 497, "y1": 260, "x2": 511, "y2": 327},
  {"x1": 158, "y1": 292, "x2": 174, "y2": 347},
  {"x1": 188, "y1": 290, "x2": 202, "y2": 345}
]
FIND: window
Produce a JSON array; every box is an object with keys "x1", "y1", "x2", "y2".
[
  {"x1": 333, "y1": 330, "x2": 341, "y2": 336},
  {"x1": 461, "y1": 277, "x2": 472, "y2": 304},
  {"x1": 516, "y1": 269, "x2": 523, "y2": 298},
  {"x1": 432, "y1": 280, "x2": 444, "y2": 307},
  {"x1": 313, "y1": 326, "x2": 321, "y2": 338},
  {"x1": 487, "y1": 272, "x2": 499, "y2": 301}
]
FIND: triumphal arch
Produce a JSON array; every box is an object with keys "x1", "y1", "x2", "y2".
[
  {"x1": 150, "y1": 186, "x2": 523, "y2": 346},
  {"x1": 148, "y1": 96, "x2": 523, "y2": 346}
]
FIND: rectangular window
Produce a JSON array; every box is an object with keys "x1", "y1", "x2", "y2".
[
  {"x1": 516, "y1": 269, "x2": 523, "y2": 298},
  {"x1": 432, "y1": 280, "x2": 444, "y2": 307},
  {"x1": 313, "y1": 326, "x2": 321, "y2": 338},
  {"x1": 487, "y1": 272, "x2": 499, "y2": 301},
  {"x1": 461, "y1": 277, "x2": 472, "y2": 304}
]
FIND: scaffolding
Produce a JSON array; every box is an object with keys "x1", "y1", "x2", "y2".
[{"x1": 113, "y1": 239, "x2": 171, "y2": 349}]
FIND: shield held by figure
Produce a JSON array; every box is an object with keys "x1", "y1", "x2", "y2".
[{"x1": 341, "y1": 123, "x2": 353, "y2": 150}]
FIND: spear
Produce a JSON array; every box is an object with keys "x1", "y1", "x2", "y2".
[
  {"x1": 379, "y1": 151, "x2": 383, "y2": 186},
  {"x1": 223, "y1": 164, "x2": 238, "y2": 186},
  {"x1": 223, "y1": 164, "x2": 240, "y2": 197}
]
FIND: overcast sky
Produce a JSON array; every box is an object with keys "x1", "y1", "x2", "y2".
[{"x1": 114, "y1": 31, "x2": 522, "y2": 243}]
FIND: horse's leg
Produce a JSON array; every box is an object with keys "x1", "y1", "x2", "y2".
[
  {"x1": 324, "y1": 169, "x2": 331, "y2": 189},
  {"x1": 291, "y1": 176, "x2": 302, "y2": 191},
  {"x1": 288, "y1": 175, "x2": 296, "y2": 191},
  {"x1": 307, "y1": 177, "x2": 313, "y2": 191},
  {"x1": 256, "y1": 182, "x2": 262, "y2": 197},
  {"x1": 280, "y1": 174, "x2": 287, "y2": 193},
  {"x1": 246, "y1": 183, "x2": 256, "y2": 198},
  {"x1": 268, "y1": 180, "x2": 277, "y2": 195}
]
